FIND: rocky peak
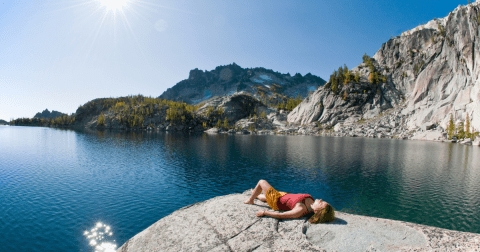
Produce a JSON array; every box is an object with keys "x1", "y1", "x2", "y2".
[
  {"x1": 188, "y1": 68, "x2": 205, "y2": 80},
  {"x1": 160, "y1": 63, "x2": 326, "y2": 105},
  {"x1": 289, "y1": 2, "x2": 480, "y2": 132}
]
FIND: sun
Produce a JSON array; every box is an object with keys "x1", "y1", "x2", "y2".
[{"x1": 96, "y1": 0, "x2": 129, "y2": 11}]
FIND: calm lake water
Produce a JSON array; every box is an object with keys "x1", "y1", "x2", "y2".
[{"x1": 1, "y1": 125, "x2": 480, "y2": 251}]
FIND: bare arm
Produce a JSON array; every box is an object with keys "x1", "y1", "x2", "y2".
[{"x1": 257, "y1": 205, "x2": 307, "y2": 219}]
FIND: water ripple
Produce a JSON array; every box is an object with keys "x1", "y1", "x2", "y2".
[{"x1": 1, "y1": 127, "x2": 480, "y2": 251}]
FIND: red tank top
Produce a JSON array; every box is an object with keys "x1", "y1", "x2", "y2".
[{"x1": 277, "y1": 194, "x2": 314, "y2": 211}]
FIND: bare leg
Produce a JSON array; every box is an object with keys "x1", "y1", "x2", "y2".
[
  {"x1": 244, "y1": 179, "x2": 273, "y2": 204},
  {"x1": 257, "y1": 194, "x2": 267, "y2": 202}
]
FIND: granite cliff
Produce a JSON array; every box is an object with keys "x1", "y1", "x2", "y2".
[
  {"x1": 159, "y1": 63, "x2": 326, "y2": 104},
  {"x1": 288, "y1": 3, "x2": 480, "y2": 136}
]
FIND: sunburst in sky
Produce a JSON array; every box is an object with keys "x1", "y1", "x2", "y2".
[
  {"x1": 0, "y1": 0, "x2": 468, "y2": 121},
  {"x1": 97, "y1": 0, "x2": 130, "y2": 12}
]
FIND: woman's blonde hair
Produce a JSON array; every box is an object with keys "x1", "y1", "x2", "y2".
[{"x1": 308, "y1": 204, "x2": 335, "y2": 224}]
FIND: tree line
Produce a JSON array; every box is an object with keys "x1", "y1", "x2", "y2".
[
  {"x1": 326, "y1": 54, "x2": 387, "y2": 95},
  {"x1": 447, "y1": 114, "x2": 479, "y2": 140}
]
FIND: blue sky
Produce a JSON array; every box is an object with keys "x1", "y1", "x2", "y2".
[{"x1": 0, "y1": 0, "x2": 472, "y2": 120}]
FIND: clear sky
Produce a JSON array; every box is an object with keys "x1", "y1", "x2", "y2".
[{"x1": 0, "y1": 0, "x2": 472, "y2": 120}]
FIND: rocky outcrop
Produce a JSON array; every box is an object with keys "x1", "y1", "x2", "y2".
[
  {"x1": 287, "y1": 81, "x2": 402, "y2": 126},
  {"x1": 159, "y1": 63, "x2": 326, "y2": 104},
  {"x1": 288, "y1": 2, "x2": 480, "y2": 135},
  {"x1": 118, "y1": 190, "x2": 480, "y2": 252},
  {"x1": 197, "y1": 93, "x2": 273, "y2": 123},
  {"x1": 33, "y1": 109, "x2": 66, "y2": 119},
  {"x1": 374, "y1": 3, "x2": 480, "y2": 132}
]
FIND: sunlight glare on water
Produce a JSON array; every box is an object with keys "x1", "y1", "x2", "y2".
[{"x1": 84, "y1": 222, "x2": 116, "y2": 252}]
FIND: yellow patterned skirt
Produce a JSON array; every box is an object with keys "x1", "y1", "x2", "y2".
[{"x1": 265, "y1": 187, "x2": 288, "y2": 211}]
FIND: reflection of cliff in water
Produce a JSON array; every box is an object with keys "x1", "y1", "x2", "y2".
[{"x1": 77, "y1": 130, "x2": 480, "y2": 233}]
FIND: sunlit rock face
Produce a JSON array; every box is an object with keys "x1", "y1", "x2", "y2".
[
  {"x1": 287, "y1": 81, "x2": 402, "y2": 126},
  {"x1": 289, "y1": 3, "x2": 480, "y2": 131},
  {"x1": 196, "y1": 93, "x2": 272, "y2": 123},
  {"x1": 159, "y1": 63, "x2": 326, "y2": 105}
]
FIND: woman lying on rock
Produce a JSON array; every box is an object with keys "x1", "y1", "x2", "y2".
[{"x1": 244, "y1": 179, "x2": 335, "y2": 224}]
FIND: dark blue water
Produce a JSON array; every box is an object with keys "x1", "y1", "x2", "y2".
[{"x1": 1, "y1": 126, "x2": 480, "y2": 251}]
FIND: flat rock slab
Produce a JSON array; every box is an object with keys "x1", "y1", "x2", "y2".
[{"x1": 118, "y1": 190, "x2": 480, "y2": 252}]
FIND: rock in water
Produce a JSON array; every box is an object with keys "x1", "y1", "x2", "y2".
[
  {"x1": 473, "y1": 136, "x2": 480, "y2": 146},
  {"x1": 117, "y1": 190, "x2": 480, "y2": 252}
]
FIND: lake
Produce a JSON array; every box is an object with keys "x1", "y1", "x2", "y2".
[{"x1": 1, "y1": 125, "x2": 479, "y2": 251}]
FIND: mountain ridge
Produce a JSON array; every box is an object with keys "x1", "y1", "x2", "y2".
[{"x1": 159, "y1": 63, "x2": 326, "y2": 104}]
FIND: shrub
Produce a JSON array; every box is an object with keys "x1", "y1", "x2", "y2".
[{"x1": 97, "y1": 113, "x2": 105, "y2": 126}]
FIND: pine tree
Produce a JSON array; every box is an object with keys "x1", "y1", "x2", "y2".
[
  {"x1": 97, "y1": 113, "x2": 105, "y2": 126},
  {"x1": 466, "y1": 114, "x2": 471, "y2": 139},
  {"x1": 458, "y1": 122, "x2": 465, "y2": 139},
  {"x1": 354, "y1": 71, "x2": 360, "y2": 82},
  {"x1": 223, "y1": 117, "x2": 228, "y2": 129},
  {"x1": 369, "y1": 73, "x2": 375, "y2": 84},
  {"x1": 338, "y1": 66, "x2": 344, "y2": 84},
  {"x1": 447, "y1": 114, "x2": 455, "y2": 140},
  {"x1": 363, "y1": 53, "x2": 370, "y2": 63}
]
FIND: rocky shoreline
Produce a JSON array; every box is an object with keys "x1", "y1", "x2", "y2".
[{"x1": 193, "y1": 103, "x2": 480, "y2": 146}]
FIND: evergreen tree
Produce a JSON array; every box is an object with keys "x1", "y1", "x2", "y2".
[
  {"x1": 337, "y1": 66, "x2": 344, "y2": 84},
  {"x1": 97, "y1": 113, "x2": 105, "y2": 126},
  {"x1": 223, "y1": 117, "x2": 228, "y2": 129},
  {"x1": 354, "y1": 71, "x2": 360, "y2": 82},
  {"x1": 331, "y1": 80, "x2": 338, "y2": 94},
  {"x1": 457, "y1": 122, "x2": 465, "y2": 139},
  {"x1": 344, "y1": 64, "x2": 351, "y2": 84},
  {"x1": 466, "y1": 114, "x2": 471, "y2": 139},
  {"x1": 447, "y1": 114, "x2": 455, "y2": 140},
  {"x1": 363, "y1": 53, "x2": 370, "y2": 63}
]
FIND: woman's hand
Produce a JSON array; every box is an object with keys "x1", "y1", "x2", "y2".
[{"x1": 256, "y1": 210, "x2": 265, "y2": 217}]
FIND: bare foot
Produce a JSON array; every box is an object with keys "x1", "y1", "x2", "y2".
[{"x1": 244, "y1": 199, "x2": 254, "y2": 204}]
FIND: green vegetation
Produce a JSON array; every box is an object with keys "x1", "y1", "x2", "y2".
[
  {"x1": 447, "y1": 113, "x2": 479, "y2": 140},
  {"x1": 327, "y1": 64, "x2": 355, "y2": 94},
  {"x1": 438, "y1": 24, "x2": 446, "y2": 37},
  {"x1": 97, "y1": 113, "x2": 105, "y2": 126},
  {"x1": 354, "y1": 71, "x2": 360, "y2": 82},
  {"x1": 363, "y1": 54, "x2": 387, "y2": 84},
  {"x1": 10, "y1": 114, "x2": 76, "y2": 127},
  {"x1": 457, "y1": 122, "x2": 466, "y2": 139},
  {"x1": 414, "y1": 61, "x2": 425, "y2": 76},
  {"x1": 10, "y1": 95, "x2": 202, "y2": 129},
  {"x1": 325, "y1": 54, "x2": 388, "y2": 96},
  {"x1": 272, "y1": 95, "x2": 303, "y2": 111},
  {"x1": 447, "y1": 114, "x2": 455, "y2": 139}
]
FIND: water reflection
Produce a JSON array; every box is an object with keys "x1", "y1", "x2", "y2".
[
  {"x1": 84, "y1": 222, "x2": 116, "y2": 252},
  {"x1": 1, "y1": 128, "x2": 480, "y2": 252}
]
